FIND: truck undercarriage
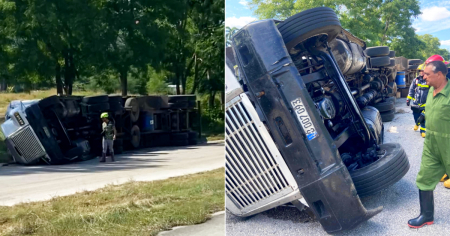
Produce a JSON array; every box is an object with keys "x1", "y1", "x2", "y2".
[{"x1": 225, "y1": 7, "x2": 409, "y2": 234}]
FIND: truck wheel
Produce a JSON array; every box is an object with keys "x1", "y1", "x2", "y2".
[
  {"x1": 388, "y1": 58, "x2": 395, "y2": 67},
  {"x1": 350, "y1": 143, "x2": 410, "y2": 197},
  {"x1": 171, "y1": 132, "x2": 189, "y2": 141},
  {"x1": 277, "y1": 7, "x2": 342, "y2": 51},
  {"x1": 125, "y1": 98, "x2": 140, "y2": 122},
  {"x1": 65, "y1": 146, "x2": 84, "y2": 159},
  {"x1": 364, "y1": 46, "x2": 389, "y2": 57},
  {"x1": 108, "y1": 95, "x2": 123, "y2": 105},
  {"x1": 115, "y1": 145, "x2": 123, "y2": 154},
  {"x1": 408, "y1": 59, "x2": 423, "y2": 65},
  {"x1": 372, "y1": 99, "x2": 395, "y2": 112},
  {"x1": 408, "y1": 65, "x2": 419, "y2": 70},
  {"x1": 82, "y1": 95, "x2": 109, "y2": 104},
  {"x1": 83, "y1": 103, "x2": 110, "y2": 113},
  {"x1": 188, "y1": 131, "x2": 198, "y2": 145},
  {"x1": 39, "y1": 95, "x2": 60, "y2": 109},
  {"x1": 380, "y1": 109, "x2": 395, "y2": 122},
  {"x1": 370, "y1": 56, "x2": 390, "y2": 67},
  {"x1": 130, "y1": 125, "x2": 140, "y2": 148},
  {"x1": 389, "y1": 50, "x2": 395, "y2": 58}
]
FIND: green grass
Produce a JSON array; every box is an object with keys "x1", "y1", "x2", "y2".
[{"x1": 0, "y1": 168, "x2": 225, "y2": 236}]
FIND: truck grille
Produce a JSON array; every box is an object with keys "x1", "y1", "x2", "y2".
[
  {"x1": 10, "y1": 126, "x2": 46, "y2": 163},
  {"x1": 226, "y1": 95, "x2": 291, "y2": 209}
]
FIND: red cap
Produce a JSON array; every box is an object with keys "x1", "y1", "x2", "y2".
[{"x1": 425, "y1": 55, "x2": 445, "y2": 64}]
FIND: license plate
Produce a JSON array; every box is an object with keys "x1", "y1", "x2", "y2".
[{"x1": 291, "y1": 97, "x2": 318, "y2": 141}]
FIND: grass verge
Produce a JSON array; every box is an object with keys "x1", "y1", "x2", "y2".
[{"x1": 0, "y1": 168, "x2": 225, "y2": 236}]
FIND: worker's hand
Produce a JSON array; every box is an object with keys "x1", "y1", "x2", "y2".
[
  {"x1": 406, "y1": 100, "x2": 410, "y2": 106},
  {"x1": 113, "y1": 135, "x2": 116, "y2": 140}
]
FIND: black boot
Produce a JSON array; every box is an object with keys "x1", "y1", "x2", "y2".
[
  {"x1": 100, "y1": 152, "x2": 106, "y2": 162},
  {"x1": 110, "y1": 152, "x2": 115, "y2": 162},
  {"x1": 408, "y1": 190, "x2": 434, "y2": 228}
]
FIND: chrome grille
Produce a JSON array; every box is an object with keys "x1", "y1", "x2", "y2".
[
  {"x1": 10, "y1": 126, "x2": 46, "y2": 163},
  {"x1": 226, "y1": 95, "x2": 290, "y2": 209}
]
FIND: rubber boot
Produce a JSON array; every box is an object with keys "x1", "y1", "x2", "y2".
[
  {"x1": 110, "y1": 152, "x2": 115, "y2": 162},
  {"x1": 414, "y1": 125, "x2": 419, "y2": 131},
  {"x1": 440, "y1": 174, "x2": 448, "y2": 182},
  {"x1": 408, "y1": 190, "x2": 434, "y2": 228},
  {"x1": 444, "y1": 179, "x2": 450, "y2": 189},
  {"x1": 100, "y1": 152, "x2": 106, "y2": 162}
]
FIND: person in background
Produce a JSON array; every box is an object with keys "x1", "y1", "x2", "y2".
[
  {"x1": 407, "y1": 63, "x2": 428, "y2": 138},
  {"x1": 408, "y1": 61, "x2": 449, "y2": 228},
  {"x1": 100, "y1": 112, "x2": 116, "y2": 162}
]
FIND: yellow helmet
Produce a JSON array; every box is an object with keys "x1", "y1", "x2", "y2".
[
  {"x1": 100, "y1": 112, "x2": 109, "y2": 118},
  {"x1": 417, "y1": 63, "x2": 425, "y2": 71}
]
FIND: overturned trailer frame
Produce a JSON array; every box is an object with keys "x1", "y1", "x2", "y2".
[{"x1": 2, "y1": 94, "x2": 199, "y2": 165}]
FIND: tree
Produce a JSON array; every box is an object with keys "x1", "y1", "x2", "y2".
[
  {"x1": 226, "y1": 26, "x2": 239, "y2": 47},
  {"x1": 247, "y1": 0, "x2": 421, "y2": 48}
]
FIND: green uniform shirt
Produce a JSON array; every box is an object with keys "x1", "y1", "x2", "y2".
[
  {"x1": 102, "y1": 121, "x2": 115, "y2": 140},
  {"x1": 416, "y1": 79, "x2": 450, "y2": 190}
]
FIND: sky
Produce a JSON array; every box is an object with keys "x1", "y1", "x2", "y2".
[{"x1": 225, "y1": 0, "x2": 450, "y2": 51}]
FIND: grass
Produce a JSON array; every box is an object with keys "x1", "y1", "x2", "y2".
[
  {"x1": 0, "y1": 168, "x2": 225, "y2": 236},
  {"x1": 0, "y1": 89, "x2": 103, "y2": 116}
]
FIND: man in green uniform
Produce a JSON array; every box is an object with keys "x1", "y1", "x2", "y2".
[
  {"x1": 100, "y1": 112, "x2": 117, "y2": 162},
  {"x1": 408, "y1": 61, "x2": 449, "y2": 228}
]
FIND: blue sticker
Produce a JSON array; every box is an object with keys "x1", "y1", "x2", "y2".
[{"x1": 307, "y1": 132, "x2": 318, "y2": 141}]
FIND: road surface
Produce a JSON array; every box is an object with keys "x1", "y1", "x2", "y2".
[
  {"x1": 226, "y1": 98, "x2": 450, "y2": 235},
  {"x1": 0, "y1": 142, "x2": 224, "y2": 206}
]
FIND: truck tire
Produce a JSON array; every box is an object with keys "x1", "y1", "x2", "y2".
[
  {"x1": 408, "y1": 59, "x2": 423, "y2": 65},
  {"x1": 39, "y1": 96, "x2": 60, "y2": 109},
  {"x1": 130, "y1": 125, "x2": 140, "y2": 148},
  {"x1": 171, "y1": 132, "x2": 189, "y2": 141},
  {"x1": 83, "y1": 102, "x2": 110, "y2": 113},
  {"x1": 171, "y1": 139, "x2": 189, "y2": 146},
  {"x1": 364, "y1": 46, "x2": 389, "y2": 57},
  {"x1": 380, "y1": 109, "x2": 395, "y2": 122},
  {"x1": 188, "y1": 131, "x2": 198, "y2": 145},
  {"x1": 65, "y1": 146, "x2": 84, "y2": 159},
  {"x1": 109, "y1": 102, "x2": 123, "y2": 112},
  {"x1": 108, "y1": 95, "x2": 123, "y2": 105},
  {"x1": 277, "y1": 7, "x2": 342, "y2": 51},
  {"x1": 115, "y1": 145, "x2": 123, "y2": 154},
  {"x1": 408, "y1": 65, "x2": 419, "y2": 70},
  {"x1": 389, "y1": 50, "x2": 395, "y2": 58},
  {"x1": 125, "y1": 97, "x2": 140, "y2": 122},
  {"x1": 373, "y1": 99, "x2": 395, "y2": 112},
  {"x1": 82, "y1": 95, "x2": 109, "y2": 104},
  {"x1": 350, "y1": 143, "x2": 409, "y2": 197},
  {"x1": 370, "y1": 56, "x2": 390, "y2": 67},
  {"x1": 388, "y1": 58, "x2": 395, "y2": 67}
]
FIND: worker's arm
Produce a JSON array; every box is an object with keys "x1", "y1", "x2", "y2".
[
  {"x1": 113, "y1": 126, "x2": 117, "y2": 140},
  {"x1": 407, "y1": 79, "x2": 417, "y2": 106}
]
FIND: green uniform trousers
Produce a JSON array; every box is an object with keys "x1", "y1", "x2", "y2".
[{"x1": 416, "y1": 80, "x2": 450, "y2": 191}]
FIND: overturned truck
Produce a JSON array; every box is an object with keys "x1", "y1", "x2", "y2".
[
  {"x1": 225, "y1": 7, "x2": 409, "y2": 234},
  {"x1": 2, "y1": 94, "x2": 198, "y2": 165}
]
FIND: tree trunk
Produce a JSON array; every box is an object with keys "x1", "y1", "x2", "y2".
[
  {"x1": 220, "y1": 91, "x2": 224, "y2": 109},
  {"x1": 191, "y1": 59, "x2": 200, "y2": 94},
  {"x1": 209, "y1": 91, "x2": 216, "y2": 110},
  {"x1": 120, "y1": 69, "x2": 128, "y2": 96},
  {"x1": 175, "y1": 71, "x2": 181, "y2": 95},
  {"x1": 56, "y1": 63, "x2": 63, "y2": 95}
]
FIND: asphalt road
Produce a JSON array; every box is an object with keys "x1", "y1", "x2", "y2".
[
  {"x1": 226, "y1": 98, "x2": 450, "y2": 236},
  {"x1": 0, "y1": 142, "x2": 224, "y2": 206}
]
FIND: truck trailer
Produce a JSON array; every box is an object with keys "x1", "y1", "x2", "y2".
[{"x1": 1, "y1": 94, "x2": 199, "y2": 165}]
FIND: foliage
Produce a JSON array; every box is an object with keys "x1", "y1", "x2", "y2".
[
  {"x1": 0, "y1": 0, "x2": 224, "y2": 112},
  {"x1": 226, "y1": 26, "x2": 239, "y2": 47}
]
